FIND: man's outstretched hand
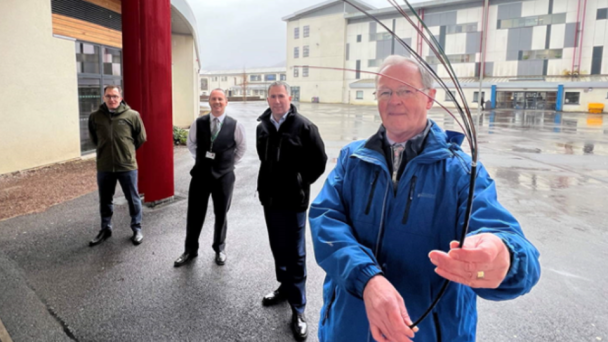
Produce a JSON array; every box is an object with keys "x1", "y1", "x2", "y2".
[{"x1": 429, "y1": 233, "x2": 511, "y2": 288}]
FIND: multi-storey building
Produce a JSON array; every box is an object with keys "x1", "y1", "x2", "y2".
[
  {"x1": 0, "y1": 0, "x2": 201, "y2": 175},
  {"x1": 284, "y1": 0, "x2": 608, "y2": 112},
  {"x1": 200, "y1": 67, "x2": 286, "y2": 100}
]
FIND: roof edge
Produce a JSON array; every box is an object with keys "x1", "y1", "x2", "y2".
[{"x1": 282, "y1": 0, "x2": 375, "y2": 21}]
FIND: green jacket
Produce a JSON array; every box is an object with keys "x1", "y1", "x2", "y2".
[{"x1": 88, "y1": 102, "x2": 147, "y2": 172}]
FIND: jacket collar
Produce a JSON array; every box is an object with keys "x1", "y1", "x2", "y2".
[
  {"x1": 257, "y1": 103, "x2": 298, "y2": 122},
  {"x1": 101, "y1": 101, "x2": 130, "y2": 115},
  {"x1": 354, "y1": 119, "x2": 465, "y2": 167}
]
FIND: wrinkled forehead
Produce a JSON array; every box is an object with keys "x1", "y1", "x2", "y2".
[
  {"x1": 268, "y1": 86, "x2": 289, "y2": 96},
  {"x1": 377, "y1": 63, "x2": 423, "y2": 89}
]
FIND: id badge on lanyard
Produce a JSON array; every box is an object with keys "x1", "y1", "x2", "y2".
[{"x1": 207, "y1": 121, "x2": 223, "y2": 159}]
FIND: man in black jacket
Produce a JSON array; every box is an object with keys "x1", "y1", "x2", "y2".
[
  {"x1": 256, "y1": 81, "x2": 327, "y2": 341},
  {"x1": 174, "y1": 89, "x2": 246, "y2": 267}
]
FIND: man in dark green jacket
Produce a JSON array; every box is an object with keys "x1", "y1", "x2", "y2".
[{"x1": 88, "y1": 85, "x2": 147, "y2": 246}]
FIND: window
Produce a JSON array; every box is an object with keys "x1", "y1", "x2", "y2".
[
  {"x1": 294, "y1": 47, "x2": 299, "y2": 58},
  {"x1": 498, "y1": 13, "x2": 566, "y2": 29},
  {"x1": 303, "y1": 25, "x2": 310, "y2": 38},
  {"x1": 76, "y1": 42, "x2": 101, "y2": 74},
  {"x1": 445, "y1": 91, "x2": 456, "y2": 101},
  {"x1": 370, "y1": 32, "x2": 392, "y2": 42},
  {"x1": 356, "y1": 60, "x2": 361, "y2": 79},
  {"x1": 201, "y1": 78, "x2": 208, "y2": 90},
  {"x1": 265, "y1": 74, "x2": 276, "y2": 81},
  {"x1": 250, "y1": 74, "x2": 261, "y2": 81},
  {"x1": 212, "y1": 77, "x2": 218, "y2": 81},
  {"x1": 446, "y1": 23, "x2": 478, "y2": 34},
  {"x1": 368, "y1": 59, "x2": 380, "y2": 67},
  {"x1": 303, "y1": 66, "x2": 309, "y2": 77},
  {"x1": 356, "y1": 91, "x2": 364, "y2": 99},
  {"x1": 564, "y1": 92, "x2": 580, "y2": 104},
  {"x1": 294, "y1": 27, "x2": 300, "y2": 39},
  {"x1": 280, "y1": 74, "x2": 286, "y2": 81},
  {"x1": 357, "y1": 34, "x2": 362, "y2": 42},
  {"x1": 427, "y1": 54, "x2": 475, "y2": 64},
  {"x1": 103, "y1": 47, "x2": 122, "y2": 76},
  {"x1": 294, "y1": 67, "x2": 299, "y2": 77},
  {"x1": 597, "y1": 8, "x2": 608, "y2": 20},
  {"x1": 473, "y1": 91, "x2": 486, "y2": 103},
  {"x1": 221, "y1": 76, "x2": 227, "y2": 82},
  {"x1": 346, "y1": 43, "x2": 350, "y2": 61},
  {"x1": 303, "y1": 45, "x2": 309, "y2": 58},
  {"x1": 520, "y1": 49, "x2": 563, "y2": 60}
]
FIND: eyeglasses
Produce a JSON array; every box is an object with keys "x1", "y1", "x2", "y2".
[
  {"x1": 374, "y1": 87, "x2": 428, "y2": 100},
  {"x1": 104, "y1": 95, "x2": 120, "y2": 100}
]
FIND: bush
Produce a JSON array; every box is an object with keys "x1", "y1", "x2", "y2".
[{"x1": 173, "y1": 126, "x2": 188, "y2": 145}]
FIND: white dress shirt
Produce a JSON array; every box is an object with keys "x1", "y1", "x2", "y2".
[{"x1": 187, "y1": 112, "x2": 247, "y2": 164}]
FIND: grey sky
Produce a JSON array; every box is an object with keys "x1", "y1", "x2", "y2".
[{"x1": 186, "y1": 0, "x2": 392, "y2": 71}]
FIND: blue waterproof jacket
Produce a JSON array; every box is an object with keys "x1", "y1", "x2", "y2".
[{"x1": 309, "y1": 121, "x2": 541, "y2": 342}]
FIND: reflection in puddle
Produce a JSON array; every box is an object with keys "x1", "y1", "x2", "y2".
[{"x1": 488, "y1": 167, "x2": 602, "y2": 192}]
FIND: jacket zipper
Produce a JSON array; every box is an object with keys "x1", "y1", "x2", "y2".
[
  {"x1": 365, "y1": 170, "x2": 380, "y2": 215},
  {"x1": 322, "y1": 288, "x2": 337, "y2": 325},
  {"x1": 401, "y1": 176, "x2": 418, "y2": 224},
  {"x1": 373, "y1": 177, "x2": 391, "y2": 257},
  {"x1": 276, "y1": 136, "x2": 283, "y2": 161},
  {"x1": 109, "y1": 113, "x2": 115, "y2": 172}
]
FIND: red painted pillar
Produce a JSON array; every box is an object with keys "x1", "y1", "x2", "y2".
[{"x1": 122, "y1": 0, "x2": 174, "y2": 203}]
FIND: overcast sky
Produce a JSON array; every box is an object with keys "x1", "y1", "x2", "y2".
[{"x1": 186, "y1": 0, "x2": 393, "y2": 71}]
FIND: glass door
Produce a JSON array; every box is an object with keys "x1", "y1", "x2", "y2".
[
  {"x1": 291, "y1": 86, "x2": 300, "y2": 102},
  {"x1": 78, "y1": 78, "x2": 101, "y2": 154}
]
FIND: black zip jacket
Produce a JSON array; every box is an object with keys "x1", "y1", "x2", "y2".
[{"x1": 256, "y1": 104, "x2": 327, "y2": 212}]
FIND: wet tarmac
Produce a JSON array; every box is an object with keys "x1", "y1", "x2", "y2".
[{"x1": 0, "y1": 101, "x2": 606, "y2": 341}]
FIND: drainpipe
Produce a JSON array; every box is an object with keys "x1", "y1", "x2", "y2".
[
  {"x1": 571, "y1": 0, "x2": 582, "y2": 74},
  {"x1": 477, "y1": 0, "x2": 489, "y2": 115},
  {"x1": 575, "y1": 0, "x2": 588, "y2": 75}
]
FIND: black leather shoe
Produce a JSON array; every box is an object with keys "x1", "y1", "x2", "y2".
[
  {"x1": 291, "y1": 312, "x2": 308, "y2": 341},
  {"x1": 89, "y1": 229, "x2": 111, "y2": 246},
  {"x1": 174, "y1": 252, "x2": 197, "y2": 267},
  {"x1": 262, "y1": 288, "x2": 285, "y2": 306},
  {"x1": 132, "y1": 231, "x2": 143, "y2": 245},
  {"x1": 215, "y1": 251, "x2": 227, "y2": 266}
]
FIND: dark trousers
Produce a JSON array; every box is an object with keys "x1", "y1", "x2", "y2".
[
  {"x1": 184, "y1": 171, "x2": 235, "y2": 253},
  {"x1": 263, "y1": 207, "x2": 307, "y2": 314},
  {"x1": 97, "y1": 170, "x2": 142, "y2": 232}
]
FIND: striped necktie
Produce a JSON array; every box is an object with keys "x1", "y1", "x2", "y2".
[
  {"x1": 211, "y1": 117, "x2": 220, "y2": 136},
  {"x1": 391, "y1": 144, "x2": 405, "y2": 188}
]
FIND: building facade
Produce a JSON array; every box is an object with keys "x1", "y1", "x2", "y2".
[
  {"x1": 284, "y1": 0, "x2": 608, "y2": 112},
  {"x1": 0, "y1": 0, "x2": 200, "y2": 175},
  {"x1": 200, "y1": 67, "x2": 287, "y2": 100}
]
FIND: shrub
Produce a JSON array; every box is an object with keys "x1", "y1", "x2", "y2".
[{"x1": 173, "y1": 126, "x2": 188, "y2": 145}]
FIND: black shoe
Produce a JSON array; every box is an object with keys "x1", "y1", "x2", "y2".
[
  {"x1": 132, "y1": 231, "x2": 143, "y2": 245},
  {"x1": 291, "y1": 312, "x2": 308, "y2": 341},
  {"x1": 89, "y1": 229, "x2": 111, "y2": 246},
  {"x1": 174, "y1": 252, "x2": 197, "y2": 267},
  {"x1": 262, "y1": 288, "x2": 285, "y2": 306},
  {"x1": 215, "y1": 251, "x2": 227, "y2": 266}
]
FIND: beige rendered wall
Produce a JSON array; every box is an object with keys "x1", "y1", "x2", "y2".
[
  {"x1": 171, "y1": 34, "x2": 199, "y2": 128},
  {"x1": 286, "y1": 13, "x2": 347, "y2": 103},
  {"x1": 0, "y1": 0, "x2": 80, "y2": 175}
]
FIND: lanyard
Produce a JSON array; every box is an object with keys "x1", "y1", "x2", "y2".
[{"x1": 209, "y1": 120, "x2": 223, "y2": 150}]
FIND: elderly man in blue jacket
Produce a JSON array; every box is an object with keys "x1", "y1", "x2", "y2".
[{"x1": 309, "y1": 55, "x2": 541, "y2": 342}]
